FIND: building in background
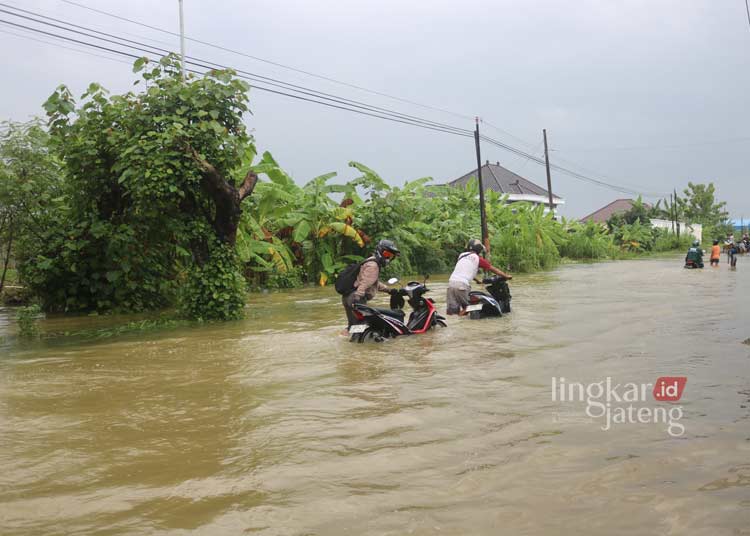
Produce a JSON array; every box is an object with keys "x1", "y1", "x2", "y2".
[
  {"x1": 580, "y1": 198, "x2": 647, "y2": 224},
  {"x1": 445, "y1": 161, "x2": 564, "y2": 215},
  {"x1": 582, "y1": 198, "x2": 702, "y2": 242}
]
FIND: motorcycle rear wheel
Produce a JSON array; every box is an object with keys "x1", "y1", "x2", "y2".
[{"x1": 353, "y1": 327, "x2": 385, "y2": 343}]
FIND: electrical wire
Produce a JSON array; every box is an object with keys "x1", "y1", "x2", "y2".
[
  {"x1": 59, "y1": 0, "x2": 476, "y2": 121},
  {"x1": 0, "y1": 4, "x2": 672, "y2": 197},
  {"x1": 556, "y1": 136, "x2": 750, "y2": 152},
  {"x1": 0, "y1": 4, "x2": 473, "y2": 136},
  {"x1": 480, "y1": 134, "x2": 669, "y2": 197},
  {"x1": 0, "y1": 27, "x2": 132, "y2": 66},
  {"x1": 0, "y1": 17, "x2": 474, "y2": 139},
  {"x1": 479, "y1": 118, "x2": 536, "y2": 149},
  {"x1": 516, "y1": 140, "x2": 545, "y2": 172}
]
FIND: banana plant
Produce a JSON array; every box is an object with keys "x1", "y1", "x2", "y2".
[{"x1": 243, "y1": 151, "x2": 366, "y2": 285}]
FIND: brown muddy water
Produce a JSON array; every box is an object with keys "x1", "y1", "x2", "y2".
[{"x1": 1, "y1": 256, "x2": 749, "y2": 535}]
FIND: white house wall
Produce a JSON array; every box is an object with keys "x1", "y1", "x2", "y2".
[{"x1": 650, "y1": 219, "x2": 703, "y2": 243}]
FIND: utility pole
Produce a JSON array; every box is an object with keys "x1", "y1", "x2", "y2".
[
  {"x1": 542, "y1": 129, "x2": 555, "y2": 218},
  {"x1": 674, "y1": 188, "x2": 680, "y2": 239},
  {"x1": 669, "y1": 194, "x2": 675, "y2": 233},
  {"x1": 474, "y1": 118, "x2": 489, "y2": 255},
  {"x1": 178, "y1": 0, "x2": 186, "y2": 82}
]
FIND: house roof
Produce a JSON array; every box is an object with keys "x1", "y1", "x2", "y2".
[
  {"x1": 580, "y1": 198, "x2": 640, "y2": 223},
  {"x1": 446, "y1": 161, "x2": 563, "y2": 202}
]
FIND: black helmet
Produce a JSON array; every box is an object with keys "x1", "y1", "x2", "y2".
[
  {"x1": 375, "y1": 239, "x2": 400, "y2": 266},
  {"x1": 467, "y1": 238, "x2": 485, "y2": 254},
  {"x1": 692, "y1": 240, "x2": 700, "y2": 247}
]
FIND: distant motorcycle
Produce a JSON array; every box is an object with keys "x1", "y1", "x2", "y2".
[
  {"x1": 465, "y1": 275, "x2": 512, "y2": 319},
  {"x1": 349, "y1": 277, "x2": 446, "y2": 342}
]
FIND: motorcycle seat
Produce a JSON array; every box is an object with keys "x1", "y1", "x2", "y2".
[{"x1": 370, "y1": 307, "x2": 405, "y2": 319}]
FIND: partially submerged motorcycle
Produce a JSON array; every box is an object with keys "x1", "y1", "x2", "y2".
[
  {"x1": 349, "y1": 277, "x2": 446, "y2": 342},
  {"x1": 465, "y1": 275, "x2": 512, "y2": 319}
]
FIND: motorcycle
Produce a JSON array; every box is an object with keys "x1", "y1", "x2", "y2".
[
  {"x1": 465, "y1": 275, "x2": 512, "y2": 319},
  {"x1": 349, "y1": 277, "x2": 447, "y2": 343},
  {"x1": 684, "y1": 260, "x2": 704, "y2": 269}
]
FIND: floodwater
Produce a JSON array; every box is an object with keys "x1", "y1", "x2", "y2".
[{"x1": 1, "y1": 256, "x2": 749, "y2": 535}]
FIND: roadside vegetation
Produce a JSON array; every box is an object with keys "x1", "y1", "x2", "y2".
[{"x1": 0, "y1": 55, "x2": 734, "y2": 323}]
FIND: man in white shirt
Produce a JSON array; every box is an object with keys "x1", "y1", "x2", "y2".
[{"x1": 446, "y1": 239, "x2": 512, "y2": 315}]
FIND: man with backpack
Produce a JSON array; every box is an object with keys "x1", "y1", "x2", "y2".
[
  {"x1": 447, "y1": 239, "x2": 512, "y2": 315},
  {"x1": 338, "y1": 239, "x2": 401, "y2": 329}
]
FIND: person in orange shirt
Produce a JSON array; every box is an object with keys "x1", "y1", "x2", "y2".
[{"x1": 710, "y1": 240, "x2": 721, "y2": 267}]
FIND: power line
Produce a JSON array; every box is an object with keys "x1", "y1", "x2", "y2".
[
  {"x1": 0, "y1": 4, "x2": 473, "y2": 136},
  {"x1": 0, "y1": 27, "x2": 132, "y2": 66},
  {"x1": 59, "y1": 0, "x2": 476, "y2": 122},
  {"x1": 480, "y1": 134, "x2": 669, "y2": 197},
  {"x1": 0, "y1": 5, "x2": 672, "y2": 198},
  {"x1": 516, "y1": 140, "x2": 545, "y2": 172},
  {"x1": 745, "y1": 0, "x2": 750, "y2": 31},
  {"x1": 479, "y1": 118, "x2": 536, "y2": 149},
  {"x1": 0, "y1": 17, "x2": 474, "y2": 140},
  {"x1": 556, "y1": 136, "x2": 750, "y2": 152}
]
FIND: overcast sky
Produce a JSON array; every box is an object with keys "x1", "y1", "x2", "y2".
[{"x1": 2, "y1": 0, "x2": 749, "y2": 218}]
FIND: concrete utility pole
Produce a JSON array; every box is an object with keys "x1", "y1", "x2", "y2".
[
  {"x1": 674, "y1": 188, "x2": 680, "y2": 239},
  {"x1": 542, "y1": 129, "x2": 555, "y2": 218},
  {"x1": 178, "y1": 0, "x2": 186, "y2": 82},
  {"x1": 474, "y1": 118, "x2": 489, "y2": 255},
  {"x1": 669, "y1": 194, "x2": 677, "y2": 233}
]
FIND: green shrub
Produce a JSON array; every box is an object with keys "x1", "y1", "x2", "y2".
[
  {"x1": 611, "y1": 221, "x2": 655, "y2": 252},
  {"x1": 559, "y1": 221, "x2": 615, "y2": 259},
  {"x1": 178, "y1": 242, "x2": 247, "y2": 321},
  {"x1": 652, "y1": 229, "x2": 694, "y2": 252},
  {"x1": 489, "y1": 203, "x2": 563, "y2": 272},
  {"x1": 266, "y1": 266, "x2": 304, "y2": 289},
  {"x1": 16, "y1": 304, "x2": 42, "y2": 338}
]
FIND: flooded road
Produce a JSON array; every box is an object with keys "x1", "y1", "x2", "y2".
[{"x1": 1, "y1": 257, "x2": 749, "y2": 535}]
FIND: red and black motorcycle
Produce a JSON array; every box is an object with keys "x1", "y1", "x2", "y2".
[{"x1": 349, "y1": 278, "x2": 446, "y2": 343}]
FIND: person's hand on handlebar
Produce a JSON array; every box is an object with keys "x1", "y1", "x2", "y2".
[{"x1": 491, "y1": 266, "x2": 512, "y2": 280}]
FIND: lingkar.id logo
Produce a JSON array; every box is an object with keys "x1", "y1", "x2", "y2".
[{"x1": 552, "y1": 376, "x2": 687, "y2": 437}]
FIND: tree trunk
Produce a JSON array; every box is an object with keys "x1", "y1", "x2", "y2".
[
  {"x1": 0, "y1": 215, "x2": 14, "y2": 295},
  {"x1": 188, "y1": 147, "x2": 258, "y2": 248}
]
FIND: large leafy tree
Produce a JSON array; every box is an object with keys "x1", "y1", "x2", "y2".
[
  {"x1": 678, "y1": 182, "x2": 728, "y2": 228},
  {"x1": 29, "y1": 55, "x2": 258, "y2": 318}
]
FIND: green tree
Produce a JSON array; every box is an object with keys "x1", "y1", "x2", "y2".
[
  {"x1": 28, "y1": 55, "x2": 258, "y2": 318},
  {"x1": 679, "y1": 182, "x2": 728, "y2": 227},
  {"x1": 0, "y1": 120, "x2": 62, "y2": 295},
  {"x1": 621, "y1": 196, "x2": 652, "y2": 225}
]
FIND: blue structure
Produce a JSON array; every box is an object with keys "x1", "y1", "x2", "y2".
[{"x1": 732, "y1": 218, "x2": 747, "y2": 233}]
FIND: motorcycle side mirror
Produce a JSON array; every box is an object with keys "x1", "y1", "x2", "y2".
[
  {"x1": 423, "y1": 274, "x2": 430, "y2": 281},
  {"x1": 387, "y1": 277, "x2": 399, "y2": 285}
]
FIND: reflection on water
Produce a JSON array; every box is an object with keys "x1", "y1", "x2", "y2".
[{"x1": 1, "y1": 256, "x2": 749, "y2": 535}]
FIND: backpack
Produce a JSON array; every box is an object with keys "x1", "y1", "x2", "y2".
[{"x1": 334, "y1": 257, "x2": 374, "y2": 295}]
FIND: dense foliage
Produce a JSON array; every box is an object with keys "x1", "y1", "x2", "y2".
[
  {"x1": 1, "y1": 55, "x2": 729, "y2": 320},
  {"x1": 19, "y1": 55, "x2": 259, "y2": 319},
  {"x1": 0, "y1": 121, "x2": 61, "y2": 296}
]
